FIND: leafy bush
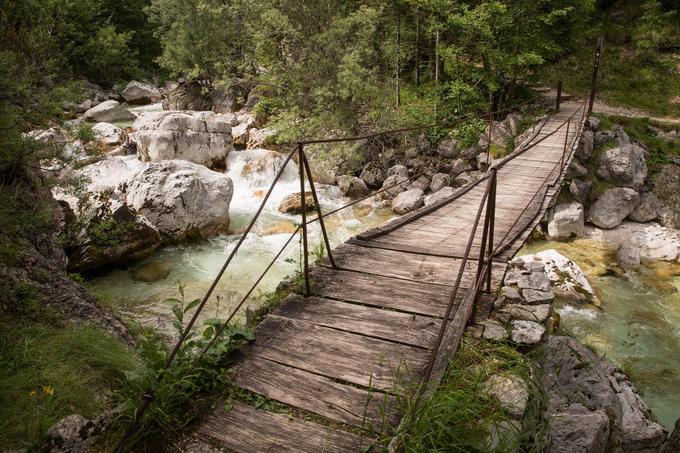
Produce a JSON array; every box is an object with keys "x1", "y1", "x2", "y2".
[{"x1": 113, "y1": 284, "x2": 254, "y2": 448}]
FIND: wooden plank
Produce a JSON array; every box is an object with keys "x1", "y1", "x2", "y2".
[
  {"x1": 329, "y1": 243, "x2": 464, "y2": 284},
  {"x1": 198, "y1": 400, "x2": 371, "y2": 453},
  {"x1": 275, "y1": 294, "x2": 440, "y2": 348},
  {"x1": 243, "y1": 315, "x2": 428, "y2": 390},
  {"x1": 310, "y1": 266, "x2": 458, "y2": 317},
  {"x1": 232, "y1": 354, "x2": 399, "y2": 430}
]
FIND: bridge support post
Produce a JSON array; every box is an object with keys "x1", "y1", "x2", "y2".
[
  {"x1": 555, "y1": 81, "x2": 562, "y2": 111},
  {"x1": 485, "y1": 169, "x2": 496, "y2": 293},
  {"x1": 300, "y1": 144, "x2": 336, "y2": 269},
  {"x1": 588, "y1": 36, "x2": 604, "y2": 116},
  {"x1": 298, "y1": 144, "x2": 311, "y2": 297}
]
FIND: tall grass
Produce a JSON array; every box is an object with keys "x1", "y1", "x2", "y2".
[
  {"x1": 0, "y1": 322, "x2": 136, "y2": 450},
  {"x1": 397, "y1": 340, "x2": 548, "y2": 452}
]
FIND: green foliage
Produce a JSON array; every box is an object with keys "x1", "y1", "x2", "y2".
[
  {"x1": 113, "y1": 284, "x2": 254, "y2": 448},
  {"x1": 634, "y1": 0, "x2": 680, "y2": 54},
  {"x1": 397, "y1": 340, "x2": 547, "y2": 452},
  {"x1": 0, "y1": 322, "x2": 136, "y2": 450},
  {"x1": 89, "y1": 218, "x2": 135, "y2": 248}
]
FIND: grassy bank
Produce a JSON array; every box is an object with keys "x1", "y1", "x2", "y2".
[
  {"x1": 397, "y1": 340, "x2": 547, "y2": 452},
  {"x1": 0, "y1": 319, "x2": 136, "y2": 450}
]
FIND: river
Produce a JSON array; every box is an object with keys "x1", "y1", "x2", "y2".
[{"x1": 521, "y1": 239, "x2": 680, "y2": 429}]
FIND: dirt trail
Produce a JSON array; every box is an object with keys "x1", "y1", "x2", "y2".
[{"x1": 535, "y1": 87, "x2": 680, "y2": 127}]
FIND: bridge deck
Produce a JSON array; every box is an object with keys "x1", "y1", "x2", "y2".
[{"x1": 197, "y1": 101, "x2": 585, "y2": 451}]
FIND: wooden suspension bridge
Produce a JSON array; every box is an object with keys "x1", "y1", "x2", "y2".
[{"x1": 193, "y1": 99, "x2": 588, "y2": 452}]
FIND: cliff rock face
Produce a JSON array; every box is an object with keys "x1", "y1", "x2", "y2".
[{"x1": 0, "y1": 176, "x2": 133, "y2": 342}]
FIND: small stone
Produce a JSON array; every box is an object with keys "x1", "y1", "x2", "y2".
[
  {"x1": 629, "y1": 192, "x2": 660, "y2": 223},
  {"x1": 336, "y1": 175, "x2": 369, "y2": 198},
  {"x1": 483, "y1": 420, "x2": 521, "y2": 453},
  {"x1": 481, "y1": 319, "x2": 509, "y2": 341},
  {"x1": 484, "y1": 374, "x2": 529, "y2": 418},
  {"x1": 408, "y1": 175, "x2": 430, "y2": 192},
  {"x1": 569, "y1": 179, "x2": 592, "y2": 204},
  {"x1": 429, "y1": 173, "x2": 450, "y2": 192},
  {"x1": 359, "y1": 162, "x2": 385, "y2": 188},
  {"x1": 510, "y1": 320, "x2": 546, "y2": 345},
  {"x1": 499, "y1": 304, "x2": 552, "y2": 324},
  {"x1": 547, "y1": 202, "x2": 584, "y2": 239},
  {"x1": 449, "y1": 158, "x2": 472, "y2": 176},
  {"x1": 437, "y1": 139, "x2": 458, "y2": 158},
  {"x1": 387, "y1": 164, "x2": 409, "y2": 178},
  {"x1": 617, "y1": 243, "x2": 641, "y2": 271},
  {"x1": 278, "y1": 191, "x2": 317, "y2": 215},
  {"x1": 522, "y1": 289, "x2": 555, "y2": 304},
  {"x1": 392, "y1": 188, "x2": 425, "y2": 214},
  {"x1": 567, "y1": 159, "x2": 588, "y2": 179},
  {"x1": 587, "y1": 117, "x2": 600, "y2": 131},
  {"x1": 516, "y1": 272, "x2": 551, "y2": 291},
  {"x1": 424, "y1": 186, "x2": 455, "y2": 206},
  {"x1": 379, "y1": 174, "x2": 409, "y2": 200},
  {"x1": 502, "y1": 286, "x2": 522, "y2": 301}
]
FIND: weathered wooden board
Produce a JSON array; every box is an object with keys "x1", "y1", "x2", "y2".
[
  {"x1": 243, "y1": 315, "x2": 428, "y2": 390},
  {"x1": 198, "y1": 400, "x2": 372, "y2": 453},
  {"x1": 232, "y1": 354, "x2": 399, "y2": 429},
  {"x1": 310, "y1": 266, "x2": 459, "y2": 318},
  {"x1": 275, "y1": 294, "x2": 440, "y2": 348}
]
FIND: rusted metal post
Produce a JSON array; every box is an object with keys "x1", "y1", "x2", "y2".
[
  {"x1": 485, "y1": 169, "x2": 497, "y2": 293},
  {"x1": 475, "y1": 177, "x2": 494, "y2": 286},
  {"x1": 588, "y1": 36, "x2": 604, "y2": 116},
  {"x1": 298, "y1": 144, "x2": 311, "y2": 297},
  {"x1": 555, "y1": 80, "x2": 562, "y2": 111},
  {"x1": 300, "y1": 145, "x2": 336, "y2": 268},
  {"x1": 561, "y1": 119, "x2": 571, "y2": 171}
]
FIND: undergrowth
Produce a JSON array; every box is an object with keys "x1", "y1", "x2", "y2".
[
  {"x1": 108, "y1": 284, "x2": 254, "y2": 450},
  {"x1": 396, "y1": 340, "x2": 548, "y2": 452},
  {"x1": 0, "y1": 320, "x2": 136, "y2": 450}
]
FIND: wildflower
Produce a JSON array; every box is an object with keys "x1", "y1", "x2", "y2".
[
  {"x1": 42, "y1": 385, "x2": 54, "y2": 396},
  {"x1": 28, "y1": 390, "x2": 37, "y2": 398}
]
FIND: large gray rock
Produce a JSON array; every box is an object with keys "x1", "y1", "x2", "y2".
[
  {"x1": 132, "y1": 111, "x2": 234, "y2": 168},
  {"x1": 540, "y1": 336, "x2": 667, "y2": 453},
  {"x1": 548, "y1": 404, "x2": 610, "y2": 453},
  {"x1": 567, "y1": 159, "x2": 589, "y2": 179},
  {"x1": 359, "y1": 161, "x2": 385, "y2": 188},
  {"x1": 66, "y1": 195, "x2": 162, "y2": 272},
  {"x1": 392, "y1": 188, "x2": 424, "y2": 214},
  {"x1": 547, "y1": 202, "x2": 584, "y2": 239},
  {"x1": 117, "y1": 160, "x2": 233, "y2": 241},
  {"x1": 503, "y1": 113, "x2": 523, "y2": 136},
  {"x1": 83, "y1": 100, "x2": 135, "y2": 123},
  {"x1": 387, "y1": 164, "x2": 409, "y2": 179},
  {"x1": 499, "y1": 304, "x2": 552, "y2": 324},
  {"x1": 629, "y1": 192, "x2": 660, "y2": 223},
  {"x1": 337, "y1": 175, "x2": 369, "y2": 198},
  {"x1": 409, "y1": 175, "x2": 430, "y2": 192},
  {"x1": 596, "y1": 145, "x2": 648, "y2": 189},
  {"x1": 589, "y1": 188, "x2": 640, "y2": 229},
  {"x1": 121, "y1": 80, "x2": 162, "y2": 104},
  {"x1": 53, "y1": 156, "x2": 145, "y2": 209}
]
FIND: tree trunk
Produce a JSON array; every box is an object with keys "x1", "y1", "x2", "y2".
[
  {"x1": 415, "y1": 9, "x2": 420, "y2": 86},
  {"x1": 396, "y1": 15, "x2": 401, "y2": 107},
  {"x1": 434, "y1": 29, "x2": 440, "y2": 83}
]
